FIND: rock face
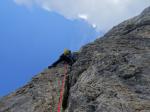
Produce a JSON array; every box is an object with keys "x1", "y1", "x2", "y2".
[{"x1": 0, "y1": 6, "x2": 150, "y2": 112}]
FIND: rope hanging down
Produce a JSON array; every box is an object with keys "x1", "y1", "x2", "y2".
[{"x1": 57, "y1": 64, "x2": 67, "y2": 112}]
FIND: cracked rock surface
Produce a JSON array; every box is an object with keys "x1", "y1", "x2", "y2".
[{"x1": 0, "y1": 6, "x2": 150, "y2": 112}]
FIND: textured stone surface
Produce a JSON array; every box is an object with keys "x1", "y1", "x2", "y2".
[
  {"x1": 0, "y1": 67, "x2": 66, "y2": 112},
  {"x1": 0, "y1": 6, "x2": 150, "y2": 112}
]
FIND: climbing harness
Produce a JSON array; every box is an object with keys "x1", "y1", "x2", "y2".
[{"x1": 57, "y1": 64, "x2": 67, "y2": 112}]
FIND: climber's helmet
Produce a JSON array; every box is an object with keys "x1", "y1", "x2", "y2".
[{"x1": 64, "y1": 49, "x2": 71, "y2": 55}]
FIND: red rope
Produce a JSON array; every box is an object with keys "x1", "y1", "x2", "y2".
[{"x1": 57, "y1": 64, "x2": 67, "y2": 112}]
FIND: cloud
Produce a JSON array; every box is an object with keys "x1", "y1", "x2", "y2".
[
  {"x1": 14, "y1": 0, "x2": 150, "y2": 31},
  {"x1": 78, "y1": 14, "x2": 88, "y2": 20}
]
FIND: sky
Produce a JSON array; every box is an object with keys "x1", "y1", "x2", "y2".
[{"x1": 0, "y1": 0, "x2": 150, "y2": 97}]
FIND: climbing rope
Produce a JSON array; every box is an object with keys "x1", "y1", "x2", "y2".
[{"x1": 57, "y1": 64, "x2": 67, "y2": 112}]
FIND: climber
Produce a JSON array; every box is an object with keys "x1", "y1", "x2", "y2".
[{"x1": 48, "y1": 49, "x2": 75, "y2": 69}]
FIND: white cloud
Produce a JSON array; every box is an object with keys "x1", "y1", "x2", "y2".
[
  {"x1": 14, "y1": 0, "x2": 150, "y2": 32},
  {"x1": 78, "y1": 14, "x2": 88, "y2": 20}
]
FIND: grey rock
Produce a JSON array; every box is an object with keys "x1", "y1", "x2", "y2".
[{"x1": 0, "y1": 6, "x2": 150, "y2": 112}]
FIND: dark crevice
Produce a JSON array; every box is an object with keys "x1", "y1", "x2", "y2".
[
  {"x1": 62, "y1": 67, "x2": 88, "y2": 110},
  {"x1": 122, "y1": 23, "x2": 150, "y2": 35},
  {"x1": 62, "y1": 75, "x2": 70, "y2": 110}
]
